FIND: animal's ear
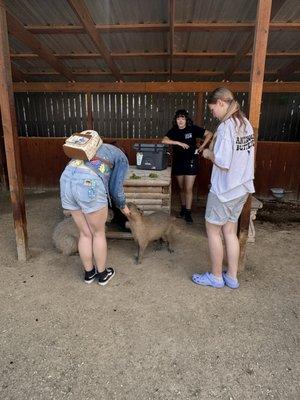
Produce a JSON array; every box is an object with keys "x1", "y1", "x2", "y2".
[{"x1": 137, "y1": 207, "x2": 143, "y2": 216}]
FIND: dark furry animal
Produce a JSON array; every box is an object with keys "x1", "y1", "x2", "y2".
[{"x1": 127, "y1": 202, "x2": 175, "y2": 263}]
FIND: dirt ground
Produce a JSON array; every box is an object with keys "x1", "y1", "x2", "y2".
[{"x1": 0, "y1": 191, "x2": 299, "y2": 400}]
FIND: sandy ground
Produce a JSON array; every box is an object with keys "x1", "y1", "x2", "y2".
[{"x1": 0, "y1": 191, "x2": 299, "y2": 400}]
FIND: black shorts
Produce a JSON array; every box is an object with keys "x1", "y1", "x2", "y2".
[{"x1": 172, "y1": 157, "x2": 199, "y2": 176}]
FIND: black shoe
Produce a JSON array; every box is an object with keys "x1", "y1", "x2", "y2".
[
  {"x1": 84, "y1": 267, "x2": 97, "y2": 284},
  {"x1": 98, "y1": 267, "x2": 115, "y2": 286},
  {"x1": 185, "y1": 210, "x2": 193, "y2": 224},
  {"x1": 177, "y1": 206, "x2": 186, "y2": 219}
]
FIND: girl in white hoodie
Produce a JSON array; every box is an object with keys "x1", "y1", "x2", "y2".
[{"x1": 192, "y1": 88, "x2": 255, "y2": 289}]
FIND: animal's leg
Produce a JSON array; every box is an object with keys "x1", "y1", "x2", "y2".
[
  {"x1": 165, "y1": 231, "x2": 175, "y2": 253},
  {"x1": 154, "y1": 238, "x2": 164, "y2": 251},
  {"x1": 136, "y1": 241, "x2": 148, "y2": 264},
  {"x1": 134, "y1": 243, "x2": 140, "y2": 263}
]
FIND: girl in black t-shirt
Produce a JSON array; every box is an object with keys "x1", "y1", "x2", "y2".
[{"x1": 162, "y1": 109, "x2": 213, "y2": 223}]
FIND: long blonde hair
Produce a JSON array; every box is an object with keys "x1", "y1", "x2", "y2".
[
  {"x1": 207, "y1": 87, "x2": 246, "y2": 129},
  {"x1": 207, "y1": 88, "x2": 246, "y2": 150}
]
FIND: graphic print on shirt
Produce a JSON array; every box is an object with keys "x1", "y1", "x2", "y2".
[{"x1": 236, "y1": 134, "x2": 254, "y2": 151}]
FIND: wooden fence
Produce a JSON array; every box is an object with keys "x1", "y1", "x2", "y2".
[
  {"x1": 16, "y1": 137, "x2": 300, "y2": 202},
  {"x1": 14, "y1": 91, "x2": 300, "y2": 141}
]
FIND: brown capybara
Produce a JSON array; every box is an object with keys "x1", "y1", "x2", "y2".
[{"x1": 127, "y1": 202, "x2": 175, "y2": 263}]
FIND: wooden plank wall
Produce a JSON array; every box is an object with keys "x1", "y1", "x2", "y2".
[{"x1": 17, "y1": 137, "x2": 300, "y2": 201}]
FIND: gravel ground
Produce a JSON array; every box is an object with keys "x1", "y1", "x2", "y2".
[{"x1": 0, "y1": 191, "x2": 299, "y2": 400}]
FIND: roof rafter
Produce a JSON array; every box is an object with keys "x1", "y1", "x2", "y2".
[
  {"x1": 67, "y1": 0, "x2": 122, "y2": 81},
  {"x1": 10, "y1": 51, "x2": 300, "y2": 60},
  {"x1": 24, "y1": 22, "x2": 300, "y2": 34},
  {"x1": 23, "y1": 69, "x2": 299, "y2": 77},
  {"x1": 6, "y1": 12, "x2": 75, "y2": 81},
  {"x1": 13, "y1": 82, "x2": 300, "y2": 93}
]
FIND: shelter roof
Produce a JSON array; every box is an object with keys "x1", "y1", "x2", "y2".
[{"x1": 5, "y1": 0, "x2": 300, "y2": 82}]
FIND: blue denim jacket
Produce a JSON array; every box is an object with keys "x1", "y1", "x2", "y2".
[{"x1": 85, "y1": 144, "x2": 128, "y2": 209}]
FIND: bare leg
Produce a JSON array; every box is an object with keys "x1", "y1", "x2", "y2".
[
  {"x1": 184, "y1": 175, "x2": 196, "y2": 210},
  {"x1": 222, "y1": 221, "x2": 239, "y2": 279},
  {"x1": 71, "y1": 210, "x2": 93, "y2": 271},
  {"x1": 205, "y1": 221, "x2": 223, "y2": 277},
  {"x1": 85, "y1": 206, "x2": 108, "y2": 273},
  {"x1": 175, "y1": 175, "x2": 185, "y2": 206}
]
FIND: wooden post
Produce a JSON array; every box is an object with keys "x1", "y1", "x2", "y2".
[
  {"x1": 238, "y1": 0, "x2": 272, "y2": 271},
  {"x1": 86, "y1": 92, "x2": 93, "y2": 129},
  {"x1": 195, "y1": 92, "x2": 204, "y2": 125},
  {"x1": 0, "y1": 0, "x2": 28, "y2": 260}
]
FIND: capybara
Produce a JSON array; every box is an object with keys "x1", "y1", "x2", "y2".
[
  {"x1": 127, "y1": 202, "x2": 175, "y2": 263},
  {"x1": 52, "y1": 217, "x2": 79, "y2": 256}
]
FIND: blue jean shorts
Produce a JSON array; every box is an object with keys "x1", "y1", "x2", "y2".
[
  {"x1": 205, "y1": 191, "x2": 249, "y2": 225},
  {"x1": 60, "y1": 166, "x2": 107, "y2": 214}
]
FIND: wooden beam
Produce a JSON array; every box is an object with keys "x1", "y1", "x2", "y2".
[
  {"x1": 24, "y1": 22, "x2": 300, "y2": 34},
  {"x1": 13, "y1": 81, "x2": 300, "y2": 93},
  {"x1": 277, "y1": 59, "x2": 300, "y2": 80},
  {"x1": 26, "y1": 23, "x2": 169, "y2": 34},
  {"x1": 67, "y1": 0, "x2": 122, "y2": 81},
  {"x1": 6, "y1": 12, "x2": 75, "y2": 82},
  {"x1": 0, "y1": 115, "x2": 9, "y2": 189},
  {"x1": 195, "y1": 92, "x2": 204, "y2": 126},
  {"x1": 169, "y1": 0, "x2": 175, "y2": 81},
  {"x1": 22, "y1": 69, "x2": 298, "y2": 78},
  {"x1": 10, "y1": 51, "x2": 300, "y2": 60},
  {"x1": 238, "y1": 0, "x2": 272, "y2": 272},
  {"x1": 0, "y1": 0, "x2": 28, "y2": 260},
  {"x1": 269, "y1": 22, "x2": 300, "y2": 30},
  {"x1": 10, "y1": 51, "x2": 170, "y2": 60},
  {"x1": 175, "y1": 22, "x2": 300, "y2": 31}
]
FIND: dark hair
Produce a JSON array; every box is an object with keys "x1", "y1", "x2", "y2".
[
  {"x1": 207, "y1": 87, "x2": 245, "y2": 127},
  {"x1": 172, "y1": 109, "x2": 193, "y2": 128}
]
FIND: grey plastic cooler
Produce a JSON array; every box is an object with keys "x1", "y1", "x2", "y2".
[{"x1": 133, "y1": 143, "x2": 168, "y2": 170}]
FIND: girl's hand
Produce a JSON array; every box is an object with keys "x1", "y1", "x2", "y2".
[
  {"x1": 197, "y1": 144, "x2": 205, "y2": 153},
  {"x1": 121, "y1": 205, "x2": 131, "y2": 217},
  {"x1": 202, "y1": 149, "x2": 212, "y2": 160},
  {"x1": 178, "y1": 142, "x2": 189, "y2": 149}
]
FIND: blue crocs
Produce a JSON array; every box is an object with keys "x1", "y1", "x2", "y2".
[
  {"x1": 222, "y1": 272, "x2": 240, "y2": 289},
  {"x1": 192, "y1": 272, "x2": 225, "y2": 288}
]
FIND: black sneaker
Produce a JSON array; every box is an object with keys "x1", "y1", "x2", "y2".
[
  {"x1": 84, "y1": 267, "x2": 97, "y2": 284},
  {"x1": 98, "y1": 267, "x2": 115, "y2": 286},
  {"x1": 185, "y1": 210, "x2": 193, "y2": 224},
  {"x1": 177, "y1": 206, "x2": 186, "y2": 219}
]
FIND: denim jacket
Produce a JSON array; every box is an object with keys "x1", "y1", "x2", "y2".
[{"x1": 85, "y1": 144, "x2": 128, "y2": 209}]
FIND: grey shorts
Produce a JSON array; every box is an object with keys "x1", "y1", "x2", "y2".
[
  {"x1": 60, "y1": 166, "x2": 107, "y2": 214},
  {"x1": 205, "y1": 191, "x2": 249, "y2": 225}
]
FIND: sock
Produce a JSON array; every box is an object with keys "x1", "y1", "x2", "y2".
[
  {"x1": 185, "y1": 209, "x2": 191, "y2": 214},
  {"x1": 212, "y1": 273, "x2": 223, "y2": 281}
]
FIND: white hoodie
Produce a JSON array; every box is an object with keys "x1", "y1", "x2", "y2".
[{"x1": 210, "y1": 117, "x2": 255, "y2": 202}]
